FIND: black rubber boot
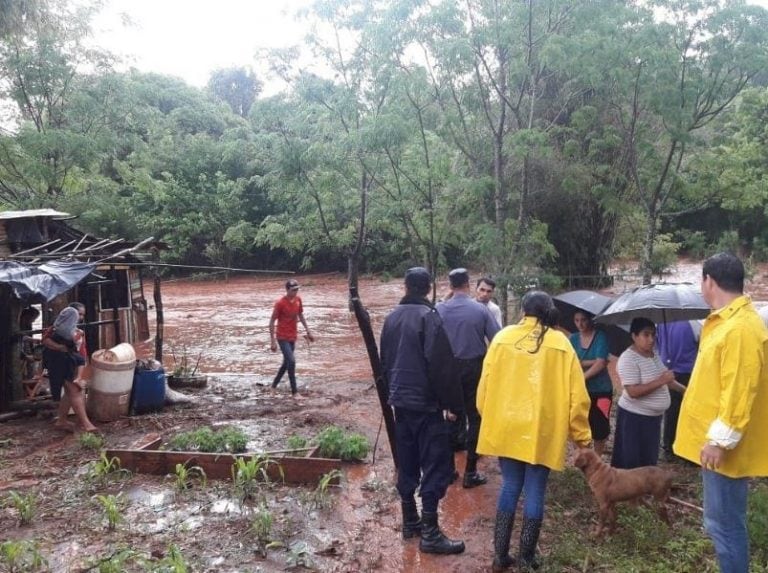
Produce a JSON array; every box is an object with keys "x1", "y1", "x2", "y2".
[
  {"x1": 419, "y1": 511, "x2": 465, "y2": 555},
  {"x1": 518, "y1": 516, "x2": 543, "y2": 570},
  {"x1": 462, "y1": 471, "x2": 488, "y2": 489},
  {"x1": 401, "y1": 500, "x2": 421, "y2": 539},
  {"x1": 491, "y1": 510, "x2": 516, "y2": 571}
]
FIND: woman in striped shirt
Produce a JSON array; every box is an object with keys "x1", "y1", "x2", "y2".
[{"x1": 611, "y1": 317, "x2": 685, "y2": 469}]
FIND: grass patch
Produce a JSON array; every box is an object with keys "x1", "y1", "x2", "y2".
[{"x1": 541, "y1": 466, "x2": 719, "y2": 572}]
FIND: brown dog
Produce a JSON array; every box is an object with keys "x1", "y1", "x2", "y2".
[{"x1": 573, "y1": 448, "x2": 673, "y2": 536}]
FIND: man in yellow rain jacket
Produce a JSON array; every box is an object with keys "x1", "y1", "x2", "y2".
[
  {"x1": 477, "y1": 291, "x2": 591, "y2": 571},
  {"x1": 674, "y1": 252, "x2": 768, "y2": 573}
]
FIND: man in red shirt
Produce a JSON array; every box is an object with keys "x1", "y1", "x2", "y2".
[{"x1": 269, "y1": 279, "x2": 315, "y2": 396}]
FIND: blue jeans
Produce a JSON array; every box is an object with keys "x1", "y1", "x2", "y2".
[
  {"x1": 702, "y1": 469, "x2": 749, "y2": 573},
  {"x1": 497, "y1": 457, "x2": 551, "y2": 519},
  {"x1": 272, "y1": 340, "x2": 297, "y2": 394}
]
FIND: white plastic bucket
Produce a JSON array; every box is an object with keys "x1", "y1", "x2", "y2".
[
  {"x1": 87, "y1": 344, "x2": 136, "y2": 421},
  {"x1": 96, "y1": 343, "x2": 136, "y2": 364}
]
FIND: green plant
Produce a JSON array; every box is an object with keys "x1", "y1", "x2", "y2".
[
  {"x1": 285, "y1": 541, "x2": 314, "y2": 569},
  {"x1": 170, "y1": 344, "x2": 202, "y2": 378},
  {"x1": 173, "y1": 462, "x2": 207, "y2": 492},
  {"x1": 339, "y1": 433, "x2": 369, "y2": 461},
  {"x1": 152, "y1": 544, "x2": 189, "y2": 573},
  {"x1": 315, "y1": 426, "x2": 345, "y2": 458},
  {"x1": 95, "y1": 494, "x2": 124, "y2": 531},
  {"x1": 315, "y1": 426, "x2": 369, "y2": 461},
  {"x1": 167, "y1": 427, "x2": 247, "y2": 453},
  {"x1": 0, "y1": 540, "x2": 46, "y2": 572},
  {"x1": 232, "y1": 455, "x2": 283, "y2": 505},
  {"x1": 92, "y1": 547, "x2": 139, "y2": 573},
  {"x1": 251, "y1": 505, "x2": 283, "y2": 557},
  {"x1": 87, "y1": 452, "x2": 131, "y2": 485},
  {"x1": 309, "y1": 469, "x2": 342, "y2": 510},
  {"x1": 78, "y1": 431, "x2": 105, "y2": 451},
  {"x1": 5, "y1": 491, "x2": 36, "y2": 526},
  {"x1": 286, "y1": 434, "x2": 308, "y2": 450}
]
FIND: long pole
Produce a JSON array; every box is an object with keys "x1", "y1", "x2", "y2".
[{"x1": 349, "y1": 286, "x2": 398, "y2": 468}]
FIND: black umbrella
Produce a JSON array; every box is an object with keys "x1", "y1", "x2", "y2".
[
  {"x1": 595, "y1": 283, "x2": 710, "y2": 326},
  {"x1": 553, "y1": 290, "x2": 612, "y2": 332},
  {"x1": 553, "y1": 290, "x2": 632, "y2": 356}
]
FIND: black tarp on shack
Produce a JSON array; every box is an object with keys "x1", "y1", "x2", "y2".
[{"x1": 0, "y1": 260, "x2": 95, "y2": 303}]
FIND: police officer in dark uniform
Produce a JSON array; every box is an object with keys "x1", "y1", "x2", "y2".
[
  {"x1": 380, "y1": 267, "x2": 465, "y2": 555},
  {"x1": 438, "y1": 268, "x2": 500, "y2": 488}
]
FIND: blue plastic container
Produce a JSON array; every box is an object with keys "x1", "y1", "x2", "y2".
[{"x1": 131, "y1": 368, "x2": 166, "y2": 414}]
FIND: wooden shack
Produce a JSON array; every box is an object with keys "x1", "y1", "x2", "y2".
[{"x1": 0, "y1": 209, "x2": 161, "y2": 412}]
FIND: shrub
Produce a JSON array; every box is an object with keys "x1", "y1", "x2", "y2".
[
  {"x1": 168, "y1": 427, "x2": 247, "y2": 453},
  {"x1": 650, "y1": 233, "x2": 681, "y2": 277},
  {"x1": 5, "y1": 491, "x2": 36, "y2": 526},
  {"x1": 286, "y1": 435, "x2": 308, "y2": 450},
  {"x1": 315, "y1": 426, "x2": 369, "y2": 461},
  {"x1": 679, "y1": 230, "x2": 708, "y2": 259},
  {"x1": 78, "y1": 432, "x2": 105, "y2": 451},
  {"x1": 710, "y1": 230, "x2": 740, "y2": 256},
  {"x1": 0, "y1": 540, "x2": 46, "y2": 572}
]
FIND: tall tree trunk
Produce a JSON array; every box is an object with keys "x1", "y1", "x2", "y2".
[{"x1": 641, "y1": 207, "x2": 658, "y2": 285}]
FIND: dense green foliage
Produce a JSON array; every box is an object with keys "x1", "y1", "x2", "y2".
[{"x1": 2, "y1": 0, "x2": 768, "y2": 287}]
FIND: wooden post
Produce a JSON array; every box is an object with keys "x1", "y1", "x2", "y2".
[
  {"x1": 349, "y1": 286, "x2": 398, "y2": 468},
  {"x1": 152, "y1": 249, "x2": 164, "y2": 362}
]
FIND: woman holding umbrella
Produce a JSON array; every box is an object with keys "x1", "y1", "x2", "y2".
[{"x1": 570, "y1": 311, "x2": 613, "y2": 456}]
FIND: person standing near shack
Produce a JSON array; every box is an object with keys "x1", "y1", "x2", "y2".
[
  {"x1": 380, "y1": 267, "x2": 465, "y2": 555},
  {"x1": 43, "y1": 307, "x2": 97, "y2": 433},
  {"x1": 438, "y1": 268, "x2": 500, "y2": 488},
  {"x1": 269, "y1": 279, "x2": 314, "y2": 396},
  {"x1": 675, "y1": 253, "x2": 768, "y2": 573}
]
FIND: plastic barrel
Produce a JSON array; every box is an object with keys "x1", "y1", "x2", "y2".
[
  {"x1": 132, "y1": 368, "x2": 166, "y2": 414},
  {"x1": 87, "y1": 345, "x2": 136, "y2": 422}
]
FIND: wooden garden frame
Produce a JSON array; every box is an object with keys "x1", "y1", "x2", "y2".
[{"x1": 106, "y1": 433, "x2": 342, "y2": 485}]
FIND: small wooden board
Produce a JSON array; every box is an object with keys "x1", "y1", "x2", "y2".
[{"x1": 106, "y1": 439, "x2": 341, "y2": 485}]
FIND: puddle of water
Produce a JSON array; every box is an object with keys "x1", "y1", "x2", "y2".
[
  {"x1": 125, "y1": 485, "x2": 172, "y2": 509},
  {"x1": 210, "y1": 499, "x2": 243, "y2": 515}
]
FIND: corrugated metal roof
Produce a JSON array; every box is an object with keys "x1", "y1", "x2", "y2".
[{"x1": 0, "y1": 209, "x2": 71, "y2": 220}]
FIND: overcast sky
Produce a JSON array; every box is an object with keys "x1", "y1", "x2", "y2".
[
  {"x1": 91, "y1": 0, "x2": 313, "y2": 91},
  {"x1": 92, "y1": 0, "x2": 768, "y2": 92}
]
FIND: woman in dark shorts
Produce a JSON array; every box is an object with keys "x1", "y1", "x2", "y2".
[
  {"x1": 569, "y1": 311, "x2": 613, "y2": 456},
  {"x1": 43, "y1": 307, "x2": 97, "y2": 432}
]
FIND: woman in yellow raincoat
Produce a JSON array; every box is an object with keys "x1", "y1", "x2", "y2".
[{"x1": 477, "y1": 291, "x2": 591, "y2": 571}]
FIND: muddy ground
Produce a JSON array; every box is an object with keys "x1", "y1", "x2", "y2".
[{"x1": 1, "y1": 263, "x2": 767, "y2": 572}]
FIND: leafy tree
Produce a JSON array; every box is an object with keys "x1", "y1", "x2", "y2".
[
  {"x1": 0, "y1": 0, "x2": 114, "y2": 205},
  {"x1": 206, "y1": 66, "x2": 262, "y2": 118},
  {"x1": 606, "y1": 0, "x2": 768, "y2": 282}
]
